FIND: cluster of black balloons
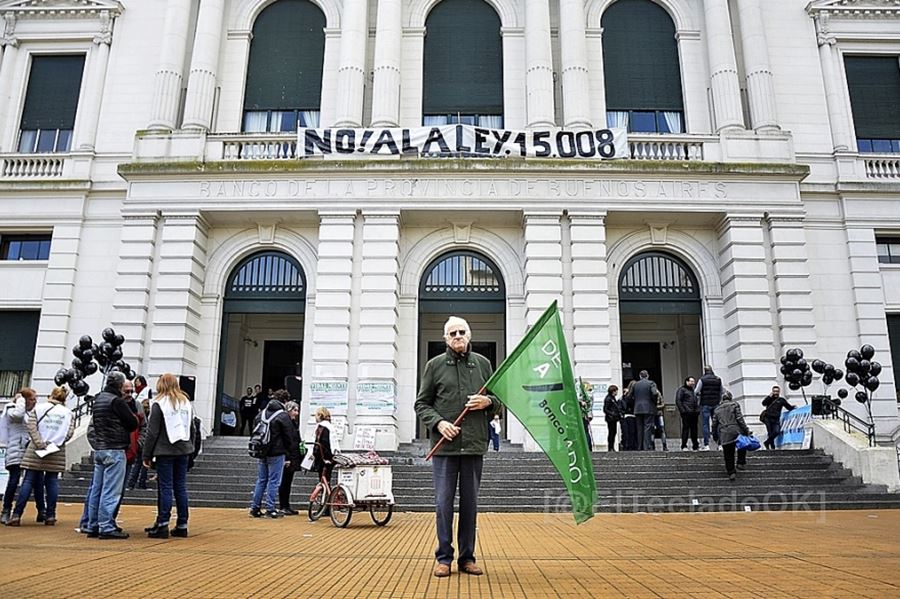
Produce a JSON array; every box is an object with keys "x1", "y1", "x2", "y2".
[
  {"x1": 53, "y1": 327, "x2": 135, "y2": 397},
  {"x1": 779, "y1": 348, "x2": 818, "y2": 391},
  {"x1": 810, "y1": 359, "x2": 844, "y2": 387},
  {"x1": 844, "y1": 344, "x2": 882, "y2": 404}
]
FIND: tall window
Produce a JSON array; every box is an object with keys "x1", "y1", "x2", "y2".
[
  {"x1": 845, "y1": 56, "x2": 900, "y2": 153},
  {"x1": 877, "y1": 237, "x2": 900, "y2": 264},
  {"x1": 0, "y1": 311, "x2": 40, "y2": 399},
  {"x1": 602, "y1": 0, "x2": 684, "y2": 134},
  {"x1": 888, "y1": 314, "x2": 900, "y2": 400},
  {"x1": 423, "y1": 0, "x2": 503, "y2": 128},
  {"x1": 18, "y1": 55, "x2": 85, "y2": 153},
  {"x1": 243, "y1": 0, "x2": 325, "y2": 132},
  {"x1": 0, "y1": 234, "x2": 51, "y2": 261}
]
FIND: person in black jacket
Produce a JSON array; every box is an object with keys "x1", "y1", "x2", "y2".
[
  {"x1": 620, "y1": 381, "x2": 638, "y2": 451},
  {"x1": 85, "y1": 371, "x2": 139, "y2": 539},
  {"x1": 602, "y1": 385, "x2": 622, "y2": 452},
  {"x1": 675, "y1": 377, "x2": 700, "y2": 451},
  {"x1": 277, "y1": 401, "x2": 303, "y2": 515},
  {"x1": 249, "y1": 391, "x2": 293, "y2": 518},
  {"x1": 761, "y1": 386, "x2": 796, "y2": 450},
  {"x1": 238, "y1": 386, "x2": 257, "y2": 435},
  {"x1": 695, "y1": 366, "x2": 723, "y2": 450}
]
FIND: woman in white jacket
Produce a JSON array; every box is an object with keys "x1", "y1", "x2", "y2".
[{"x1": 0, "y1": 389, "x2": 45, "y2": 524}]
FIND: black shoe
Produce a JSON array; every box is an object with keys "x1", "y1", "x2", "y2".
[
  {"x1": 736, "y1": 463, "x2": 747, "y2": 470},
  {"x1": 280, "y1": 507, "x2": 299, "y2": 516},
  {"x1": 145, "y1": 523, "x2": 164, "y2": 533},
  {"x1": 147, "y1": 525, "x2": 169, "y2": 539},
  {"x1": 125, "y1": 486, "x2": 134, "y2": 491},
  {"x1": 36, "y1": 512, "x2": 46, "y2": 523},
  {"x1": 86, "y1": 529, "x2": 99, "y2": 538},
  {"x1": 0, "y1": 510, "x2": 9, "y2": 525},
  {"x1": 171, "y1": 527, "x2": 188, "y2": 538},
  {"x1": 249, "y1": 508, "x2": 262, "y2": 518},
  {"x1": 265, "y1": 510, "x2": 283, "y2": 519},
  {"x1": 99, "y1": 530, "x2": 130, "y2": 540},
  {"x1": 728, "y1": 473, "x2": 736, "y2": 481}
]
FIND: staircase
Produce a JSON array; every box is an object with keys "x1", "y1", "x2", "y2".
[{"x1": 57, "y1": 437, "x2": 900, "y2": 513}]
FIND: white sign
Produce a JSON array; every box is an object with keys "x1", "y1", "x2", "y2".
[
  {"x1": 356, "y1": 382, "x2": 396, "y2": 416},
  {"x1": 298, "y1": 125, "x2": 628, "y2": 160},
  {"x1": 309, "y1": 381, "x2": 348, "y2": 415},
  {"x1": 353, "y1": 426, "x2": 378, "y2": 451}
]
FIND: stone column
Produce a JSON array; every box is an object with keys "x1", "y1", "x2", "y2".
[
  {"x1": 355, "y1": 212, "x2": 401, "y2": 449},
  {"x1": 703, "y1": 0, "x2": 744, "y2": 131},
  {"x1": 111, "y1": 214, "x2": 161, "y2": 374},
  {"x1": 0, "y1": 16, "x2": 20, "y2": 149},
  {"x1": 148, "y1": 214, "x2": 209, "y2": 376},
  {"x1": 524, "y1": 0, "x2": 555, "y2": 128},
  {"x1": 74, "y1": 12, "x2": 113, "y2": 151},
  {"x1": 716, "y1": 215, "x2": 777, "y2": 403},
  {"x1": 736, "y1": 0, "x2": 778, "y2": 131},
  {"x1": 29, "y1": 223, "x2": 84, "y2": 394},
  {"x1": 370, "y1": 0, "x2": 401, "y2": 127},
  {"x1": 814, "y1": 14, "x2": 852, "y2": 151},
  {"x1": 765, "y1": 216, "x2": 817, "y2": 354},
  {"x1": 523, "y1": 212, "x2": 564, "y2": 326},
  {"x1": 148, "y1": 0, "x2": 193, "y2": 130},
  {"x1": 559, "y1": 0, "x2": 592, "y2": 129},
  {"x1": 333, "y1": 0, "x2": 369, "y2": 128},
  {"x1": 569, "y1": 212, "x2": 611, "y2": 447},
  {"x1": 182, "y1": 0, "x2": 226, "y2": 131}
]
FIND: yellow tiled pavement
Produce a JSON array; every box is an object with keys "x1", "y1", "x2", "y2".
[{"x1": 1, "y1": 505, "x2": 899, "y2": 598}]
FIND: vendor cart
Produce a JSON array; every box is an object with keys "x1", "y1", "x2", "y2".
[{"x1": 326, "y1": 453, "x2": 395, "y2": 528}]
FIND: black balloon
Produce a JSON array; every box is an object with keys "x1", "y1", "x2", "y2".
[
  {"x1": 833, "y1": 368, "x2": 844, "y2": 381},
  {"x1": 855, "y1": 391, "x2": 868, "y2": 404},
  {"x1": 797, "y1": 358, "x2": 808, "y2": 370},
  {"x1": 791, "y1": 368, "x2": 803, "y2": 381},
  {"x1": 71, "y1": 357, "x2": 84, "y2": 370},
  {"x1": 96, "y1": 352, "x2": 109, "y2": 366},
  {"x1": 837, "y1": 388, "x2": 848, "y2": 399},
  {"x1": 102, "y1": 327, "x2": 116, "y2": 342},
  {"x1": 833, "y1": 398, "x2": 842, "y2": 407},
  {"x1": 54, "y1": 368, "x2": 67, "y2": 386},
  {"x1": 823, "y1": 363, "x2": 835, "y2": 375},
  {"x1": 859, "y1": 359, "x2": 871, "y2": 373},
  {"x1": 865, "y1": 377, "x2": 880, "y2": 392},
  {"x1": 126, "y1": 370, "x2": 136, "y2": 381},
  {"x1": 870, "y1": 362, "x2": 882, "y2": 377},
  {"x1": 111, "y1": 348, "x2": 123, "y2": 361},
  {"x1": 788, "y1": 381, "x2": 801, "y2": 391},
  {"x1": 848, "y1": 349, "x2": 862, "y2": 361},
  {"x1": 81, "y1": 349, "x2": 94, "y2": 362},
  {"x1": 812, "y1": 360, "x2": 826, "y2": 374},
  {"x1": 822, "y1": 374, "x2": 833, "y2": 386},
  {"x1": 72, "y1": 379, "x2": 89, "y2": 396},
  {"x1": 114, "y1": 333, "x2": 125, "y2": 347},
  {"x1": 780, "y1": 365, "x2": 790, "y2": 376},
  {"x1": 860, "y1": 344, "x2": 875, "y2": 360},
  {"x1": 100, "y1": 342, "x2": 114, "y2": 356},
  {"x1": 91, "y1": 343, "x2": 100, "y2": 355},
  {"x1": 72, "y1": 345, "x2": 84, "y2": 359},
  {"x1": 787, "y1": 348, "x2": 803, "y2": 361},
  {"x1": 845, "y1": 357, "x2": 860, "y2": 372},
  {"x1": 780, "y1": 356, "x2": 788, "y2": 365},
  {"x1": 84, "y1": 362, "x2": 98, "y2": 375},
  {"x1": 79, "y1": 335, "x2": 93, "y2": 349},
  {"x1": 845, "y1": 372, "x2": 860, "y2": 387},
  {"x1": 802, "y1": 371, "x2": 813, "y2": 386},
  {"x1": 66, "y1": 367, "x2": 82, "y2": 382}
]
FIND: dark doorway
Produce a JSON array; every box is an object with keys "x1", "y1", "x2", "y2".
[
  {"x1": 262, "y1": 340, "x2": 302, "y2": 393},
  {"x1": 621, "y1": 342, "x2": 662, "y2": 389}
]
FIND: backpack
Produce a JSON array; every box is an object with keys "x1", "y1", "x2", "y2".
[{"x1": 248, "y1": 409, "x2": 281, "y2": 459}]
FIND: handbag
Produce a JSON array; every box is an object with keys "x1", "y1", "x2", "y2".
[
  {"x1": 735, "y1": 434, "x2": 761, "y2": 452},
  {"x1": 759, "y1": 409, "x2": 767, "y2": 424}
]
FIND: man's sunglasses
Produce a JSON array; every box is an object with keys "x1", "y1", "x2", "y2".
[{"x1": 447, "y1": 330, "x2": 468, "y2": 338}]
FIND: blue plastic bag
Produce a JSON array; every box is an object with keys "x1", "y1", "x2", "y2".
[{"x1": 736, "y1": 434, "x2": 761, "y2": 451}]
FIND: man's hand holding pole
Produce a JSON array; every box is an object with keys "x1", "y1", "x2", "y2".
[{"x1": 425, "y1": 389, "x2": 491, "y2": 460}]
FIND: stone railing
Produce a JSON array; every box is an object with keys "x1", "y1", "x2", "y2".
[
  {"x1": 0, "y1": 154, "x2": 66, "y2": 178},
  {"x1": 627, "y1": 134, "x2": 712, "y2": 161},
  {"x1": 863, "y1": 155, "x2": 900, "y2": 179}
]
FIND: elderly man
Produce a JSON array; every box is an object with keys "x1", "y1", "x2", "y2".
[{"x1": 414, "y1": 316, "x2": 499, "y2": 578}]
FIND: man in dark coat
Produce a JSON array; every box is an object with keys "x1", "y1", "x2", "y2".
[
  {"x1": 761, "y1": 385, "x2": 795, "y2": 450},
  {"x1": 675, "y1": 376, "x2": 700, "y2": 451},
  {"x1": 631, "y1": 370, "x2": 659, "y2": 451},
  {"x1": 695, "y1": 365, "x2": 723, "y2": 450},
  {"x1": 415, "y1": 316, "x2": 499, "y2": 578}
]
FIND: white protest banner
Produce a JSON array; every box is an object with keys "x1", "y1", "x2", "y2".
[
  {"x1": 309, "y1": 380, "x2": 349, "y2": 415},
  {"x1": 356, "y1": 381, "x2": 396, "y2": 416},
  {"x1": 298, "y1": 125, "x2": 627, "y2": 160},
  {"x1": 353, "y1": 425, "x2": 378, "y2": 451}
]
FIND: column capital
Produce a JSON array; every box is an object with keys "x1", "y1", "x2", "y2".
[
  {"x1": 318, "y1": 210, "x2": 358, "y2": 223},
  {"x1": 361, "y1": 210, "x2": 401, "y2": 222},
  {"x1": 567, "y1": 211, "x2": 607, "y2": 224},
  {"x1": 523, "y1": 210, "x2": 564, "y2": 224},
  {"x1": 92, "y1": 9, "x2": 113, "y2": 46},
  {"x1": 0, "y1": 35, "x2": 17, "y2": 48}
]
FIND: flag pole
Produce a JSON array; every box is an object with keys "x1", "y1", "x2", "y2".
[{"x1": 424, "y1": 385, "x2": 486, "y2": 461}]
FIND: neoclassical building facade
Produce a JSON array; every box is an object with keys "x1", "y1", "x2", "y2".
[{"x1": 1, "y1": 0, "x2": 899, "y2": 449}]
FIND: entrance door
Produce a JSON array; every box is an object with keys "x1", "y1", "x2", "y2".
[
  {"x1": 621, "y1": 342, "x2": 662, "y2": 389},
  {"x1": 262, "y1": 340, "x2": 303, "y2": 393}
]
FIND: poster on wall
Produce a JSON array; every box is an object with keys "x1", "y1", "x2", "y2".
[
  {"x1": 590, "y1": 383, "x2": 609, "y2": 419},
  {"x1": 356, "y1": 382, "x2": 396, "y2": 416},
  {"x1": 298, "y1": 125, "x2": 628, "y2": 160},
  {"x1": 775, "y1": 404, "x2": 812, "y2": 450},
  {"x1": 309, "y1": 381, "x2": 348, "y2": 415},
  {"x1": 353, "y1": 425, "x2": 378, "y2": 451}
]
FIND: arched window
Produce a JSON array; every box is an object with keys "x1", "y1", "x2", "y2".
[
  {"x1": 419, "y1": 250, "x2": 505, "y2": 313},
  {"x1": 423, "y1": 0, "x2": 504, "y2": 128},
  {"x1": 602, "y1": 0, "x2": 684, "y2": 134},
  {"x1": 243, "y1": 0, "x2": 325, "y2": 132},
  {"x1": 224, "y1": 251, "x2": 306, "y2": 313},
  {"x1": 618, "y1": 251, "x2": 700, "y2": 314}
]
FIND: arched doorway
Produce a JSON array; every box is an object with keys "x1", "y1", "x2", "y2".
[
  {"x1": 215, "y1": 250, "x2": 306, "y2": 434},
  {"x1": 618, "y1": 251, "x2": 702, "y2": 437},
  {"x1": 417, "y1": 250, "x2": 506, "y2": 438}
]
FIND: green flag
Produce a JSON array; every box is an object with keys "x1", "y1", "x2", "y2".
[{"x1": 483, "y1": 301, "x2": 597, "y2": 523}]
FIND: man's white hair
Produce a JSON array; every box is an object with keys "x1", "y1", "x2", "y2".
[{"x1": 444, "y1": 316, "x2": 470, "y2": 336}]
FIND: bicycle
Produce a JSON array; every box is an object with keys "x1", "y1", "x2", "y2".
[{"x1": 308, "y1": 471, "x2": 331, "y2": 521}]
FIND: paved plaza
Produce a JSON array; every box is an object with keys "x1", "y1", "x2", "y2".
[{"x1": 1, "y1": 505, "x2": 899, "y2": 598}]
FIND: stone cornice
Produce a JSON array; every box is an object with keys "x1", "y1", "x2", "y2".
[
  {"x1": 0, "y1": 0, "x2": 124, "y2": 19},
  {"x1": 807, "y1": 0, "x2": 900, "y2": 19}
]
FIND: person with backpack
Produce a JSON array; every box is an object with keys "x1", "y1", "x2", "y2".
[
  {"x1": 143, "y1": 374, "x2": 195, "y2": 539},
  {"x1": 761, "y1": 385, "x2": 796, "y2": 450},
  {"x1": 248, "y1": 390, "x2": 293, "y2": 519}
]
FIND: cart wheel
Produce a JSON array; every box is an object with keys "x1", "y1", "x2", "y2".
[
  {"x1": 369, "y1": 503, "x2": 393, "y2": 527},
  {"x1": 329, "y1": 486, "x2": 353, "y2": 528},
  {"x1": 308, "y1": 484, "x2": 328, "y2": 521}
]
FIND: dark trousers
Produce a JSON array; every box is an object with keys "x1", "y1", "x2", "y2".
[
  {"x1": 606, "y1": 418, "x2": 619, "y2": 451},
  {"x1": 636, "y1": 414, "x2": 655, "y2": 450},
  {"x1": 680, "y1": 412, "x2": 699, "y2": 450},
  {"x1": 582, "y1": 419, "x2": 593, "y2": 450},
  {"x1": 127, "y1": 460, "x2": 148, "y2": 489},
  {"x1": 15, "y1": 470, "x2": 55, "y2": 518},
  {"x1": 279, "y1": 468, "x2": 296, "y2": 509},
  {"x1": 239, "y1": 411, "x2": 257, "y2": 435},
  {"x1": 621, "y1": 417, "x2": 638, "y2": 450},
  {"x1": 113, "y1": 460, "x2": 134, "y2": 520},
  {"x1": 3, "y1": 465, "x2": 45, "y2": 514},
  {"x1": 764, "y1": 418, "x2": 781, "y2": 449},
  {"x1": 722, "y1": 442, "x2": 748, "y2": 475},
  {"x1": 155, "y1": 455, "x2": 190, "y2": 528},
  {"x1": 432, "y1": 455, "x2": 483, "y2": 566},
  {"x1": 489, "y1": 429, "x2": 500, "y2": 451}
]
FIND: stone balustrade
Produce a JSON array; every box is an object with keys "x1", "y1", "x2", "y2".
[{"x1": 1, "y1": 154, "x2": 66, "y2": 177}]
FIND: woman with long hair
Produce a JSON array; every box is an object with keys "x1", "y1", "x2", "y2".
[{"x1": 142, "y1": 373, "x2": 194, "y2": 538}]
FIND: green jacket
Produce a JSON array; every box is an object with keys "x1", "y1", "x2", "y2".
[{"x1": 414, "y1": 347, "x2": 500, "y2": 456}]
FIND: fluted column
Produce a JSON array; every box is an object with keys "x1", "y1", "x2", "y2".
[
  {"x1": 703, "y1": 0, "x2": 743, "y2": 131},
  {"x1": 370, "y1": 0, "x2": 401, "y2": 127},
  {"x1": 814, "y1": 14, "x2": 852, "y2": 151},
  {"x1": 74, "y1": 13, "x2": 113, "y2": 151},
  {"x1": 525, "y1": 0, "x2": 555, "y2": 128},
  {"x1": 182, "y1": 0, "x2": 226, "y2": 131},
  {"x1": 0, "y1": 15, "x2": 20, "y2": 149},
  {"x1": 148, "y1": 0, "x2": 193, "y2": 130},
  {"x1": 559, "y1": 0, "x2": 592, "y2": 129},
  {"x1": 736, "y1": 0, "x2": 778, "y2": 131},
  {"x1": 333, "y1": 0, "x2": 368, "y2": 128},
  {"x1": 523, "y1": 212, "x2": 564, "y2": 327}
]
